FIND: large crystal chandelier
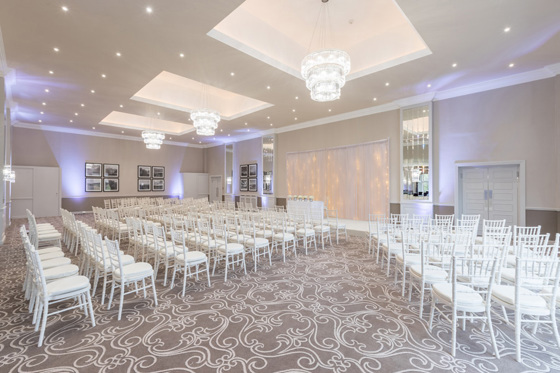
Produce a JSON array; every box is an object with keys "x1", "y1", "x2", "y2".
[
  {"x1": 301, "y1": 0, "x2": 350, "y2": 102},
  {"x1": 142, "y1": 131, "x2": 165, "y2": 150},
  {"x1": 190, "y1": 109, "x2": 220, "y2": 136}
]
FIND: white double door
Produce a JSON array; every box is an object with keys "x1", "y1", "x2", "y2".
[
  {"x1": 12, "y1": 166, "x2": 61, "y2": 218},
  {"x1": 459, "y1": 164, "x2": 519, "y2": 235}
]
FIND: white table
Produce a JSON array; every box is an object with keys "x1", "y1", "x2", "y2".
[{"x1": 287, "y1": 200, "x2": 324, "y2": 216}]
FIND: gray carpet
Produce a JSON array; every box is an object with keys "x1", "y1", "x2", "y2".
[{"x1": 1, "y1": 215, "x2": 559, "y2": 372}]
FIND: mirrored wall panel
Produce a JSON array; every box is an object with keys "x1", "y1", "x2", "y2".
[
  {"x1": 401, "y1": 103, "x2": 432, "y2": 201},
  {"x1": 262, "y1": 135, "x2": 274, "y2": 194},
  {"x1": 225, "y1": 144, "x2": 233, "y2": 194}
]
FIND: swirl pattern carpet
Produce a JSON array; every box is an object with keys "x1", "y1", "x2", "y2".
[{"x1": 1, "y1": 215, "x2": 560, "y2": 372}]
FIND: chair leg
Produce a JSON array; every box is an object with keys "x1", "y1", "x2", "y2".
[
  {"x1": 451, "y1": 308, "x2": 457, "y2": 357},
  {"x1": 38, "y1": 302, "x2": 48, "y2": 347},
  {"x1": 486, "y1": 309, "x2": 500, "y2": 359},
  {"x1": 429, "y1": 299, "x2": 436, "y2": 330},
  {"x1": 108, "y1": 282, "x2": 115, "y2": 310},
  {"x1": 118, "y1": 284, "x2": 125, "y2": 321},
  {"x1": 86, "y1": 291, "x2": 96, "y2": 327},
  {"x1": 206, "y1": 262, "x2": 211, "y2": 287},
  {"x1": 515, "y1": 310, "x2": 522, "y2": 362},
  {"x1": 551, "y1": 312, "x2": 560, "y2": 351},
  {"x1": 151, "y1": 274, "x2": 158, "y2": 306},
  {"x1": 224, "y1": 254, "x2": 229, "y2": 282},
  {"x1": 182, "y1": 266, "x2": 188, "y2": 297}
]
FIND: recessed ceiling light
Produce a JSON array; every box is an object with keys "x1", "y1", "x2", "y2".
[
  {"x1": 452, "y1": 63, "x2": 457, "y2": 68},
  {"x1": 40, "y1": 111, "x2": 44, "y2": 114},
  {"x1": 170, "y1": 137, "x2": 172, "y2": 140},
  {"x1": 192, "y1": 137, "x2": 195, "y2": 140},
  {"x1": 509, "y1": 63, "x2": 515, "y2": 68},
  {"x1": 119, "y1": 104, "x2": 124, "y2": 108},
  {"x1": 116, "y1": 52, "x2": 121, "y2": 57},
  {"x1": 247, "y1": 129, "x2": 250, "y2": 132},
  {"x1": 504, "y1": 26, "x2": 511, "y2": 33},
  {"x1": 69, "y1": 119, "x2": 73, "y2": 123},
  {"x1": 157, "y1": 112, "x2": 160, "y2": 115},
  {"x1": 385, "y1": 82, "x2": 390, "y2": 86},
  {"x1": 294, "y1": 117, "x2": 298, "y2": 120},
  {"x1": 199, "y1": 141, "x2": 202, "y2": 144},
  {"x1": 220, "y1": 129, "x2": 223, "y2": 132},
  {"x1": 267, "y1": 116, "x2": 270, "y2": 119},
  {"x1": 121, "y1": 131, "x2": 124, "y2": 134},
  {"x1": 328, "y1": 109, "x2": 332, "y2": 112},
  {"x1": 228, "y1": 134, "x2": 230, "y2": 137},
  {"x1": 42, "y1": 102, "x2": 46, "y2": 106},
  {"x1": 61, "y1": 6, "x2": 69, "y2": 12},
  {"x1": 270, "y1": 123, "x2": 273, "y2": 126},
  {"x1": 295, "y1": 96, "x2": 299, "y2": 100},
  {"x1": 101, "y1": 74, "x2": 106, "y2": 78},
  {"x1": 49, "y1": 70, "x2": 54, "y2": 74},
  {"x1": 266, "y1": 86, "x2": 271, "y2": 90},
  {"x1": 146, "y1": 6, "x2": 153, "y2": 14},
  {"x1": 44, "y1": 88, "x2": 49, "y2": 93},
  {"x1": 74, "y1": 112, "x2": 78, "y2": 116},
  {"x1": 423, "y1": 110, "x2": 426, "y2": 113},
  {"x1": 179, "y1": 53, "x2": 184, "y2": 58},
  {"x1": 92, "y1": 127, "x2": 95, "y2": 130},
  {"x1": 230, "y1": 72, "x2": 235, "y2": 76},
  {"x1": 81, "y1": 103, "x2": 85, "y2": 107},
  {"x1": 38, "y1": 120, "x2": 42, "y2": 123},
  {"x1": 373, "y1": 97, "x2": 377, "y2": 101},
  {"x1": 53, "y1": 47, "x2": 59, "y2": 52},
  {"x1": 292, "y1": 109, "x2": 295, "y2": 112},
  {"x1": 90, "y1": 89, "x2": 95, "y2": 93},
  {"x1": 427, "y1": 84, "x2": 432, "y2": 88},
  {"x1": 244, "y1": 122, "x2": 247, "y2": 126}
]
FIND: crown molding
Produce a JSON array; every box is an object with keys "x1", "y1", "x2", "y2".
[{"x1": 12, "y1": 121, "x2": 205, "y2": 148}]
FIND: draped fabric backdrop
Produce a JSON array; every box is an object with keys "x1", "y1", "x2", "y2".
[{"x1": 286, "y1": 140, "x2": 389, "y2": 220}]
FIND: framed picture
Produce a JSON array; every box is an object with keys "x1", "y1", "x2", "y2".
[
  {"x1": 240, "y1": 164, "x2": 248, "y2": 178},
  {"x1": 85, "y1": 178, "x2": 102, "y2": 192},
  {"x1": 138, "y1": 179, "x2": 151, "y2": 191},
  {"x1": 103, "y1": 164, "x2": 119, "y2": 178},
  {"x1": 104, "y1": 178, "x2": 119, "y2": 192},
  {"x1": 138, "y1": 165, "x2": 151, "y2": 178},
  {"x1": 85, "y1": 162, "x2": 102, "y2": 177},
  {"x1": 152, "y1": 166, "x2": 165, "y2": 179},
  {"x1": 152, "y1": 179, "x2": 165, "y2": 191},
  {"x1": 249, "y1": 163, "x2": 258, "y2": 178},
  {"x1": 248, "y1": 178, "x2": 258, "y2": 192},
  {"x1": 240, "y1": 178, "x2": 248, "y2": 192}
]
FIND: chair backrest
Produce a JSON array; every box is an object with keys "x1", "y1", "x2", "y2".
[
  {"x1": 515, "y1": 256, "x2": 560, "y2": 311},
  {"x1": 435, "y1": 214, "x2": 454, "y2": 225},
  {"x1": 170, "y1": 228, "x2": 188, "y2": 256},
  {"x1": 452, "y1": 256, "x2": 499, "y2": 290},
  {"x1": 26, "y1": 241, "x2": 49, "y2": 298},
  {"x1": 104, "y1": 237, "x2": 123, "y2": 275}
]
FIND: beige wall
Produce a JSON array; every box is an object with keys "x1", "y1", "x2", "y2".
[
  {"x1": 205, "y1": 145, "x2": 225, "y2": 192},
  {"x1": 275, "y1": 110, "x2": 400, "y2": 201},
  {"x1": 433, "y1": 78, "x2": 558, "y2": 208},
  {"x1": 12, "y1": 128, "x2": 204, "y2": 202}
]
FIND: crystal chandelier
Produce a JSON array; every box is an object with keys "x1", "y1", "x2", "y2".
[
  {"x1": 190, "y1": 109, "x2": 220, "y2": 136},
  {"x1": 301, "y1": 0, "x2": 350, "y2": 102},
  {"x1": 141, "y1": 131, "x2": 165, "y2": 150}
]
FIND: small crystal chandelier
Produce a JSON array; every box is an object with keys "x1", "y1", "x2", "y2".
[
  {"x1": 190, "y1": 109, "x2": 220, "y2": 136},
  {"x1": 301, "y1": 0, "x2": 351, "y2": 102},
  {"x1": 142, "y1": 131, "x2": 165, "y2": 150}
]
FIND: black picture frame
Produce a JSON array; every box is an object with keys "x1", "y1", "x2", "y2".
[
  {"x1": 248, "y1": 178, "x2": 257, "y2": 192},
  {"x1": 240, "y1": 178, "x2": 248, "y2": 192},
  {"x1": 85, "y1": 162, "x2": 102, "y2": 177},
  {"x1": 103, "y1": 178, "x2": 119, "y2": 192},
  {"x1": 138, "y1": 165, "x2": 151, "y2": 178},
  {"x1": 248, "y1": 163, "x2": 258, "y2": 178},
  {"x1": 240, "y1": 164, "x2": 248, "y2": 178},
  {"x1": 138, "y1": 179, "x2": 151, "y2": 191},
  {"x1": 85, "y1": 178, "x2": 102, "y2": 192},
  {"x1": 103, "y1": 163, "x2": 119, "y2": 178},
  {"x1": 152, "y1": 166, "x2": 165, "y2": 179},
  {"x1": 152, "y1": 179, "x2": 165, "y2": 191}
]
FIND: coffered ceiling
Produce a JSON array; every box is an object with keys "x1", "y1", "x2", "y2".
[{"x1": 1, "y1": 0, "x2": 559, "y2": 147}]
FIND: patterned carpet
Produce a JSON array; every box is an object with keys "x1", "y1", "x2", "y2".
[{"x1": 1, "y1": 215, "x2": 560, "y2": 372}]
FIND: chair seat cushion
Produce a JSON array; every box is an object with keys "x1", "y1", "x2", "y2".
[
  {"x1": 41, "y1": 257, "x2": 72, "y2": 269},
  {"x1": 37, "y1": 247, "x2": 63, "y2": 254},
  {"x1": 217, "y1": 243, "x2": 244, "y2": 254},
  {"x1": 114, "y1": 262, "x2": 153, "y2": 280},
  {"x1": 47, "y1": 275, "x2": 90, "y2": 297},
  {"x1": 39, "y1": 251, "x2": 65, "y2": 261},
  {"x1": 177, "y1": 251, "x2": 207, "y2": 263},
  {"x1": 314, "y1": 225, "x2": 330, "y2": 233},
  {"x1": 44, "y1": 264, "x2": 80, "y2": 281},
  {"x1": 296, "y1": 228, "x2": 315, "y2": 236},
  {"x1": 274, "y1": 233, "x2": 295, "y2": 241},
  {"x1": 37, "y1": 231, "x2": 62, "y2": 239},
  {"x1": 492, "y1": 285, "x2": 548, "y2": 310},
  {"x1": 330, "y1": 223, "x2": 346, "y2": 229},
  {"x1": 202, "y1": 239, "x2": 225, "y2": 248},
  {"x1": 410, "y1": 264, "x2": 448, "y2": 282},
  {"x1": 256, "y1": 230, "x2": 273, "y2": 238},
  {"x1": 245, "y1": 237, "x2": 269, "y2": 247},
  {"x1": 396, "y1": 254, "x2": 421, "y2": 265},
  {"x1": 432, "y1": 283, "x2": 484, "y2": 308}
]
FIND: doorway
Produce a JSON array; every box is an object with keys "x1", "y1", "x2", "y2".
[
  {"x1": 455, "y1": 161, "x2": 525, "y2": 234},
  {"x1": 209, "y1": 175, "x2": 222, "y2": 203}
]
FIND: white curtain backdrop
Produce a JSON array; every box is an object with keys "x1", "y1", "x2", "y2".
[{"x1": 286, "y1": 140, "x2": 389, "y2": 220}]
